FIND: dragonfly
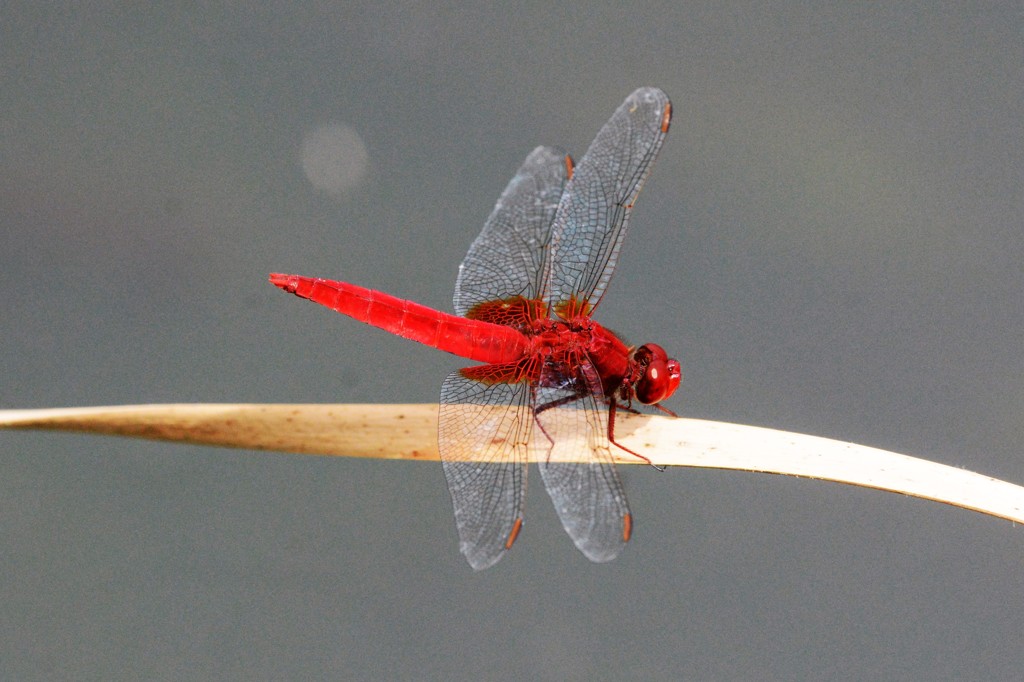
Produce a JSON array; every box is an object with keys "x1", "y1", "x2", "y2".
[{"x1": 271, "y1": 87, "x2": 680, "y2": 570}]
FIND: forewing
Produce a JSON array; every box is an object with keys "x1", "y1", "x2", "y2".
[
  {"x1": 534, "y1": 356, "x2": 632, "y2": 563},
  {"x1": 454, "y1": 146, "x2": 572, "y2": 317},
  {"x1": 546, "y1": 87, "x2": 672, "y2": 314},
  {"x1": 439, "y1": 370, "x2": 532, "y2": 570}
]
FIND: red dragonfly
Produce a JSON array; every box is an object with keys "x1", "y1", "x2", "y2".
[{"x1": 271, "y1": 87, "x2": 680, "y2": 570}]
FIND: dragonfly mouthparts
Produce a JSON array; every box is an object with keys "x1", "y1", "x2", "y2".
[{"x1": 269, "y1": 273, "x2": 301, "y2": 293}]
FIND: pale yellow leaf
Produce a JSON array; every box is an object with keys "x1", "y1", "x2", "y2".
[{"x1": 2, "y1": 403, "x2": 1022, "y2": 525}]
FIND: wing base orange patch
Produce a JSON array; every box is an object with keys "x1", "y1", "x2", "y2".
[{"x1": 465, "y1": 296, "x2": 546, "y2": 327}]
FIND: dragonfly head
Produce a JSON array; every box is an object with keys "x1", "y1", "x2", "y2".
[{"x1": 632, "y1": 343, "x2": 682, "y2": 405}]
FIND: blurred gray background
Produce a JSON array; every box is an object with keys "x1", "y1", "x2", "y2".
[{"x1": 3, "y1": 3, "x2": 1023, "y2": 680}]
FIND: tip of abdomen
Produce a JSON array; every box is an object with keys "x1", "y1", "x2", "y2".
[{"x1": 269, "y1": 273, "x2": 300, "y2": 293}]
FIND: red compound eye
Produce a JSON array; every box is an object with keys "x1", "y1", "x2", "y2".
[{"x1": 634, "y1": 344, "x2": 682, "y2": 404}]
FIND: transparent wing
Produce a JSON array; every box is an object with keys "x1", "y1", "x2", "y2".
[
  {"x1": 454, "y1": 146, "x2": 572, "y2": 317},
  {"x1": 439, "y1": 371, "x2": 532, "y2": 571},
  {"x1": 534, "y1": 356, "x2": 632, "y2": 563},
  {"x1": 546, "y1": 87, "x2": 672, "y2": 314}
]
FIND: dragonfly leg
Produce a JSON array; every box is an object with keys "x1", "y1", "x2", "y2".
[
  {"x1": 531, "y1": 391, "x2": 583, "y2": 463},
  {"x1": 653, "y1": 402, "x2": 678, "y2": 418},
  {"x1": 533, "y1": 389, "x2": 667, "y2": 471},
  {"x1": 607, "y1": 398, "x2": 666, "y2": 472},
  {"x1": 614, "y1": 401, "x2": 642, "y2": 416}
]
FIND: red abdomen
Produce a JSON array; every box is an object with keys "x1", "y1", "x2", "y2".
[{"x1": 269, "y1": 274, "x2": 529, "y2": 365}]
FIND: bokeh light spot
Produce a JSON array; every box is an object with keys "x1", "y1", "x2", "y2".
[{"x1": 300, "y1": 122, "x2": 369, "y2": 195}]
